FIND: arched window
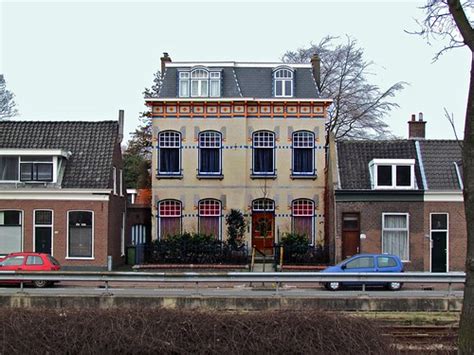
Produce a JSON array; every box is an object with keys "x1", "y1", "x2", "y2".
[
  {"x1": 252, "y1": 198, "x2": 275, "y2": 212},
  {"x1": 292, "y1": 131, "x2": 315, "y2": 175},
  {"x1": 252, "y1": 131, "x2": 275, "y2": 175},
  {"x1": 158, "y1": 131, "x2": 181, "y2": 175},
  {"x1": 198, "y1": 131, "x2": 222, "y2": 175},
  {"x1": 158, "y1": 200, "x2": 182, "y2": 239},
  {"x1": 179, "y1": 68, "x2": 221, "y2": 98},
  {"x1": 198, "y1": 199, "x2": 221, "y2": 239},
  {"x1": 273, "y1": 67, "x2": 294, "y2": 97},
  {"x1": 292, "y1": 199, "x2": 314, "y2": 243}
]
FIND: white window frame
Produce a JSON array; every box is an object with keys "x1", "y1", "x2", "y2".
[
  {"x1": 291, "y1": 199, "x2": 315, "y2": 244},
  {"x1": 158, "y1": 131, "x2": 182, "y2": 175},
  {"x1": 252, "y1": 131, "x2": 276, "y2": 175},
  {"x1": 0, "y1": 209, "x2": 24, "y2": 254},
  {"x1": 0, "y1": 155, "x2": 59, "y2": 183},
  {"x1": 119, "y1": 169, "x2": 123, "y2": 197},
  {"x1": 252, "y1": 199, "x2": 275, "y2": 212},
  {"x1": 179, "y1": 68, "x2": 221, "y2": 98},
  {"x1": 382, "y1": 212, "x2": 409, "y2": 261},
  {"x1": 198, "y1": 131, "x2": 222, "y2": 175},
  {"x1": 33, "y1": 209, "x2": 54, "y2": 256},
  {"x1": 430, "y1": 212, "x2": 449, "y2": 272},
  {"x1": 369, "y1": 159, "x2": 415, "y2": 190},
  {"x1": 273, "y1": 67, "x2": 294, "y2": 98},
  {"x1": 66, "y1": 210, "x2": 94, "y2": 260},
  {"x1": 113, "y1": 166, "x2": 117, "y2": 195},
  {"x1": 292, "y1": 131, "x2": 315, "y2": 176},
  {"x1": 158, "y1": 200, "x2": 182, "y2": 240},
  {"x1": 198, "y1": 199, "x2": 222, "y2": 240}
]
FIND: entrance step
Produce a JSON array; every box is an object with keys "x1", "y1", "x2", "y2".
[{"x1": 251, "y1": 262, "x2": 275, "y2": 272}]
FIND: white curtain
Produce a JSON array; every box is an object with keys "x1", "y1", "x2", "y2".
[{"x1": 383, "y1": 215, "x2": 408, "y2": 260}]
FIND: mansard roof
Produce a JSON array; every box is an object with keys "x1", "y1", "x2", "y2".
[{"x1": 157, "y1": 62, "x2": 320, "y2": 99}]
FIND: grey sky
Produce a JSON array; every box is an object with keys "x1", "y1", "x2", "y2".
[{"x1": 1, "y1": 1, "x2": 470, "y2": 143}]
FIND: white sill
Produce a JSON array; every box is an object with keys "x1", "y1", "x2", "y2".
[{"x1": 65, "y1": 257, "x2": 95, "y2": 260}]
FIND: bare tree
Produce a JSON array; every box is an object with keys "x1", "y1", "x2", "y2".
[
  {"x1": 416, "y1": 1, "x2": 474, "y2": 353},
  {"x1": 0, "y1": 75, "x2": 18, "y2": 120},
  {"x1": 283, "y1": 36, "x2": 406, "y2": 140}
]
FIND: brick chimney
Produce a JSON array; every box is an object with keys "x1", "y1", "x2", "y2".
[
  {"x1": 310, "y1": 53, "x2": 321, "y2": 91},
  {"x1": 408, "y1": 112, "x2": 426, "y2": 139},
  {"x1": 160, "y1": 52, "x2": 171, "y2": 77}
]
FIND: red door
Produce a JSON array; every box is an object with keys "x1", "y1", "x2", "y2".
[
  {"x1": 341, "y1": 213, "x2": 360, "y2": 260},
  {"x1": 252, "y1": 212, "x2": 274, "y2": 253}
]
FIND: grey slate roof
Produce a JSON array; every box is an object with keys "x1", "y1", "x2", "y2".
[
  {"x1": 0, "y1": 121, "x2": 118, "y2": 189},
  {"x1": 336, "y1": 140, "x2": 422, "y2": 190},
  {"x1": 418, "y1": 140, "x2": 462, "y2": 190},
  {"x1": 158, "y1": 64, "x2": 319, "y2": 99}
]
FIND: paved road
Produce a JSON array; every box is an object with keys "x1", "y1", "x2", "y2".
[{"x1": 0, "y1": 285, "x2": 463, "y2": 298}]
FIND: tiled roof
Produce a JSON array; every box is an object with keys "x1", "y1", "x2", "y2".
[
  {"x1": 0, "y1": 121, "x2": 118, "y2": 189},
  {"x1": 158, "y1": 64, "x2": 320, "y2": 99},
  {"x1": 418, "y1": 140, "x2": 462, "y2": 190},
  {"x1": 337, "y1": 140, "x2": 422, "y2": 190}
]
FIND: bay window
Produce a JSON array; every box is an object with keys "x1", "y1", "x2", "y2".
[
  {"x1": 292, "y1": 199, "x2": 314, "y2": 243},
  {"x1": 252, "y1": 131, "x2": 275, "y2": 176},
  {"x1": 292, "y1": 131, "x2": 315, "y2": 175},
  {"x1": 198, "y1": 199, "x2": 221, "y2": 239},
  {"x1": 199, "y1": 131, "x2": 222, "y2": 175},
  {"x1": 158, "y1": 200, "x2": 182, "y2": 239},
  {"x1": 158, "y1": 131, "x2": 181, "y2": 176},
  {"x1": 68, "y1": 211, "x2": 93, "y2": 258},
  {"x1": 382, "y1": 213, "x2": 409, "y2": 261}
]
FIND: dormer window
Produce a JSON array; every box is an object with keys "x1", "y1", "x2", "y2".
[
  {"x1": 369, "y1": 159, "x2": 415, "y2": 190},
  {"x1": 20, "y1": 156, "x2": 53, "y2": 182},
  {"x1": 273, "y1": 67, "x2": 293, "y2": 97},
  {"x1": 0, "y1": 149, "x2": 70, "y2": 183},
  {"x1": 179, "y1": 68, "x2": 221, "y2": 98}
]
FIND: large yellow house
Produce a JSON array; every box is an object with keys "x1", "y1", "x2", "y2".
[{"x1": 146, "y1": 53, "x2": 332, "y2": 253}]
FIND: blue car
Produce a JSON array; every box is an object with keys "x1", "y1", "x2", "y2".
[{"x1": 321, "y1": 253, "x2": 404, "y2": 291}]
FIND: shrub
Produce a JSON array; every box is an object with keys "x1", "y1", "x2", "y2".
[
  {"x1": 0, "y1": 308, "x2": 393, "y2": 354},
  {"x1": 225, "y1": 209, "x2": 246, "y2": 249}
]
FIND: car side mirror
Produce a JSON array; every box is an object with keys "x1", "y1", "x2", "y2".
[{"x1": 341, "y1": 264, "x2": 347, "y2": 270}]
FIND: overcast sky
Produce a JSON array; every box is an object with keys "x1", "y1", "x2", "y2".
[{"x1": 1, "y1": 0, "x2": 471, "y2": 143}]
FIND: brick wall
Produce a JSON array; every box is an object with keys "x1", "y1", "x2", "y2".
[
  {"x1": 0, "y1": 199, "x2": 110, "y2": 269},
  {"x1": 335, "y1": 201, "x2": 425, "y2": 270}
]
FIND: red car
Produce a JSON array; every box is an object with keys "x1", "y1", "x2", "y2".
[{"x1": 0, "y1": 252, "x2": 61, "y2": 288}]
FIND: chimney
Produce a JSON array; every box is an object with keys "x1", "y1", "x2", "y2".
[
  {"x1": 408, "y1": 112, "x2": 426, "y2": 139},
  {"x1": 118, "y1": 110, "x2": 124, "y2": 143},
  {"x1": 311, "y1": 53, "x2": 321, "y2": 90},
  {"x1": 160, "y1": 52, "x2": 171, "y2": 78}
]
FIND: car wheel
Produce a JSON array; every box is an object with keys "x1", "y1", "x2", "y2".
[
  {"x1": 326, "y1": 282, "x2": 341, "y2": 291},
  {"x1": 387, "y1": 282, "x2": 402, "y2": 291},
  {"x1": 33, "y1": 280, "x2": 49, "y2": 288}
]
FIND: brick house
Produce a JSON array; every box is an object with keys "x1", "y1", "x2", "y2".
[
  {"x1": 0, "y1": 116, "x2": 127, "y2": 270},
  {"x1": 146, "y1": 53, "x2": 332, "y2": 253},
  {"x1": 326, "y1": 114, "x2": 466, "y2": 271}
]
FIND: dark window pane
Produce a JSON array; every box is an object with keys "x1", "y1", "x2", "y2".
[
  {"x1": 35, "y1": 210, "x2": 52, "y2": 225},
  {"x1": 293, "y1": 148, "x2": 313, "y2": 173},
  {"x1": 431, "y1": 214, "x2": 448, "y2": 230},
  {"x1": 69, "y1": 211, "x2": 92, "y2": 227},
  {"x1": 20, "y1": 156, "x2": 52, "y2": 162},
  {"x1": 342, "y1": 214, "x2": 359, "y2": 230},
  {"x1": 0, "y1": 156, "x2": 18, "y2": 180},
  {"x1": 396, "y1": 166, "x2": 411, "y2": 186},
  {"x1": 284, "y1": 80, "x2": 292, "y2": 95},
  {"x1": 377, "y1": 165, "x2": 392, "y2": 186},
  {"x1": 159, "y1": 148, "x2": 180, "y2": 173},
  {"x1": 275, "y1": 81, "x2": 282, "y2": 96},
  {"x1": 69, "y1": 226, "x2": 92, "y2": 257},
  {"x1": 36, "y1": 163, "x2": 53, "y2": 181},
  {"x1": 20, "y1": 163, "x2": 33, "y2": 181},
  {"x1": 0, "y1": 211, "x2": 21, "y2": 225},
  {"x1": 200, "y1": 148, "x2": 220, "y2": 173},
  {"x1": 254, "y1": 148, "x2": 273, "y2": 173}
]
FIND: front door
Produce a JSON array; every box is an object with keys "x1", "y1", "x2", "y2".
[
  {"x1": 34, "y1": 210, "x2": 53, "y2": 254},
  {"x1": 341, "y1": 213, "x2": 360, "y2": 260},
  {"x1": 431, "y1": 213, "x2": 448, "y2": 272},
  {"x1": 252, "y1": 212, "x2": 274, "y2": 253}
]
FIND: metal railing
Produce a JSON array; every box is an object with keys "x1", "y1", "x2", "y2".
[{"x1": 0, "y1": 271, "x2": 466, "y2": 294}]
